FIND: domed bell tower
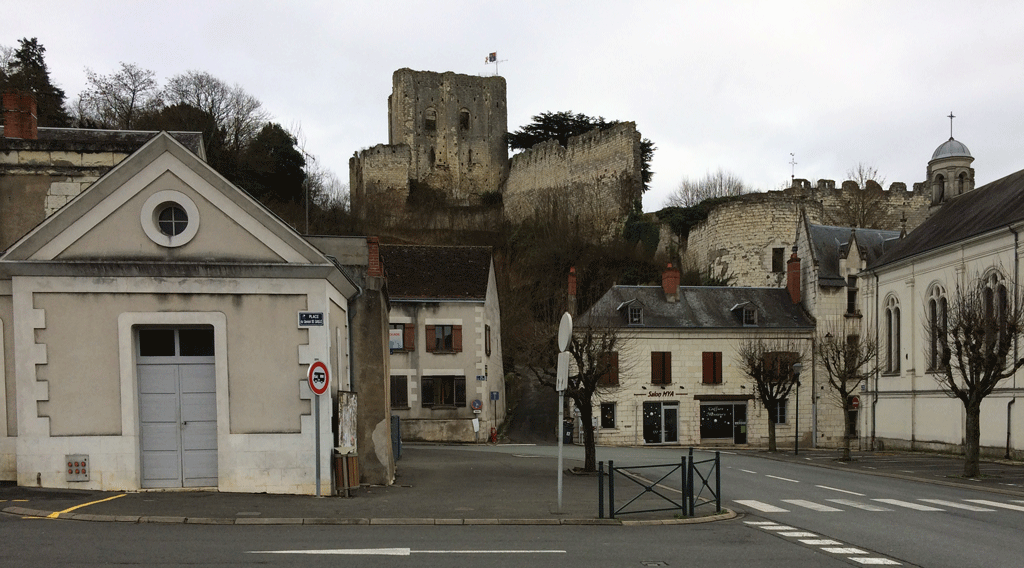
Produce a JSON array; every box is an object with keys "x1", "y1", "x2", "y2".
[{"x1": 928, "y1": 113, "x2": 975, "y2": 206}]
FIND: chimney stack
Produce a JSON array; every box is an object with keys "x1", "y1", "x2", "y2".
[
  {"x1": 786, "y1": 246, "x2": 801, "y2": 304},
  {"x1": 2, "y1": 92, "x2": 38, "y2": 140},
  {"x1": 662, "y1": 263, "x2": 680, "y2": 303},
  {"x1": 366, "y1": 236, "x2": 383, "y2": 277},
  {"x1": 568, "y1": 266, "x2": 577, "y2": 317}
]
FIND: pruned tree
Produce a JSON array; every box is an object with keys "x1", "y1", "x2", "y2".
[
  {"x1": 507, "y1": 110, "x2": 656, "y2": 191},
  {"x1": 816, "y1": 326, "x2": 880, "y2": 460},
  {"x1": 736, "y1": 338, "x2": 805, "y2": 452},
  {"x1": 926, "y1": 273, "x2": 1024, "y2": 477},
  {"x1": 526, "y1": 321, "x2": 627, "y2": 471},
  {"x1": 666, "y1": 168, "x2": 749, "y2": 208},
  {"x1": 77, "y1": 62, "x2": 161, "y2": 129}
]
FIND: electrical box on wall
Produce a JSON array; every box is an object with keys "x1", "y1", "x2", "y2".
[{"x1": 65, "y1": 454, "x2": 89, "y2": 482}]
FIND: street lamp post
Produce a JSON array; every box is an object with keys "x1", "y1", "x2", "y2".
[{"x1": 793, "y1": 363, "x2": 803, "y2": 455}]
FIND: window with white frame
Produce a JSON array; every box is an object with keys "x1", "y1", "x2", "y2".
[
  {"x1": 885, "y1": 295, "x2": 901, "y2": 373},
  {"x1": 928, "y1": 285, "x2": 947, "y2": 371}
]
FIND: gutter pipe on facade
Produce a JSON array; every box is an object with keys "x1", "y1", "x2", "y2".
[
  {"x1": 1008, "y1": 226, "x2": 1019, "y2": 459},
  {"x1": 872, "y1": 270, "x2": 880, "y2": 450}
]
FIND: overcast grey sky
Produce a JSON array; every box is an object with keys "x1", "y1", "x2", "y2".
[{"x1": 5, "y1": 1, "x2": 1024, "y2": 211}]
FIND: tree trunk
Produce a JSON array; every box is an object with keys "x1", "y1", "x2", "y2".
[
  {"x1": 579, "y1": 403, "x2": 597, "y2": 471},
  {"x1": 963, "y1": 399, "x2": 982, "y2": 478},
  {"x1": 767, "y1": 415, "x2": 777, "y2": 452}
]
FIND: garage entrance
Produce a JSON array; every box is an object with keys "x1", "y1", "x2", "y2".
[{"x1": 137, "y1": 327, "x2": 217, "y2": 488}]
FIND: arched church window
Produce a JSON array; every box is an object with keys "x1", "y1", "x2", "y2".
[
  {"x1": 958, "y1": 172, "x2": 968, "y2": 195},
  {"x1": 932, "y1": 174, "x2": 945, "y2": 205},
  {"x1": 928, "y1": 285, "x2": 947, "y2": 371},
  {"x1": 885, "y1": 295, "x2": 901, "y2": 373}
]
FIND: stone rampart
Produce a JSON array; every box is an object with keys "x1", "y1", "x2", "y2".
[
  {"x1": 349, "y1": 143, "x2": 411, "y2": 219},
  {"x1": 503, "y1": 122, "x2": 642, "y2": 232}
]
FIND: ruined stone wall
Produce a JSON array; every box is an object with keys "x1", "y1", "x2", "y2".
[
  {"x1": 388, "y1": 69, "x2": 508, "y2": 203},
  {"x1": 685, "y1": 195, "x2": 823, "y2": 288},
  {"x1": 503, "y1": 122, "x2": 642, "y2": 234},
  {"x1": 682, "y1": 179, "x2": 932, "y2": 288},
  {"x1": 349, "y1": 143, "x2": 411, "y2": 219}
]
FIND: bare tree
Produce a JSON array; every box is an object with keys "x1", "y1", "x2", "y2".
[
  {"x1": 78, "y1": 62, "x2": 161, "y2": 129},
  {"x1": 666, "y1": 168, "x2": 748, "y2": 208},
  {"x1": 832, "y1": 163, "x2": 887, "y2": 229},
  {"x1": 163, "y1": 71, "x2": 269, "y2": 153},
  {"x1": 526, "y1": 321, "x2": 627, "y2": 471},
  {"x1": 816, "y1": 326, "x2": 880, "y2": 461},
  {"x1": 736, "y1": 338, "x2": 805, "y2": 452},
  {"x1": 0, "y1": 44, "x2": 14, "y2": 76},
  {"x1": 927, "y1": 273, "x2": 1024, "y2": 477}
]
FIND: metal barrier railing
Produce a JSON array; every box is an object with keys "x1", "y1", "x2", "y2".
[{"x1": 598, "y1": 449, "x2": 720, "y2": 519}]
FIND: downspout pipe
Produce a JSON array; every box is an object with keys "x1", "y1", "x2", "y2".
[
  {"x1": 1008, "y1": 225, "x2": 1019, "y2": 459},
  {"x1": 872, "y1": 270, "x2": 880, "y2": 450}
]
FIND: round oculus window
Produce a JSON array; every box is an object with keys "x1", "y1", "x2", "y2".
[
  {"x1": 141, "y1": 190, "x2": 200, "y2": 247},
  {"x1": 157, "y1": 204, "x2": 189, "y2": 236}
]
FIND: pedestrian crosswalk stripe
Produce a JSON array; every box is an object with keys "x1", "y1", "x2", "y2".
[
  {"x1": 965, "y1": 499, "x2": 1024, "y2": 512},
  {"x1": 826, "y1": 499, "x2": 892, "y2": 511},
  {"x1": 734, "y1": 500, "x2": 788, "y2": 513},
  {"x1": 918, "y1": 499, "x2": 993, "y2": 511},
  {"x1": 782, "y1": 499, "x2": 842, "y2": 512},
  {"x1": 872, "y1": 499, "x2": 943, "y2": 511},
  {"x1": 800, "y1": 539, "x2": 844, "y2": 546},
  {"x1": 822, "y1": 547, "x2": 868, "y2": 554},
  {"x1": 743, "y1": 521, "x2": 777, "y2": 525},
  {"x1": 850, "y1": 558, "x2": 901, "y2": 565},
  {"x1": 779, "y1": 531, "x2": 819, "y2": 538}
]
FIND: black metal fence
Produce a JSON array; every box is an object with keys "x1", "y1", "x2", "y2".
[{"x1": 598, "y1": 449, "x2": 720, "y2": 519}]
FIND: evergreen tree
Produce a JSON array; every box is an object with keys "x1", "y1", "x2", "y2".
[{"x1": 1, "y1": 38, "x2": 70, "y2": 126}]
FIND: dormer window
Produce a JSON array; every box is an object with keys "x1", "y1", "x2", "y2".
[
  {"x1": 628, "y1": 306, "x2": 643, "y2": 325},
  {"x1": 743, "y1": 307, "x2": 757, "y2": 326}
]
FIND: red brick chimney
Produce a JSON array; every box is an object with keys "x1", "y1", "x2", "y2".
[
  {"x1": 662, "y1": 263, "x2": 680, "y2": 303},
  {"x1": 2, "y1": 92, "x2": 38, "y2": 140},
  {"x1": 567, "y1": 266, "x2": 577, "y2": 317},
  {"x1": 366, "y1": 236, "x2": 383, "y2": 277},
  {"x1": 786, "y1": 246, "x2": 801, "y2": 304}
]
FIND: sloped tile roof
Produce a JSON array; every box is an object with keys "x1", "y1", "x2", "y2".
[
  {"x1": 381, "y1": 244, "x2": 491, "y2": 300},
  {"x1": 0, "y1": 126, "x2": 205, "y2": 156},
  {"x1": 808, "y1": 224, "x2": 901, "y2": 287},
  {"x1": 870, "y1": 167, "x2": 1024, "y2": 269},
  {"x1": 577, "y1": 285, "x2": 814, "y2": 330}
]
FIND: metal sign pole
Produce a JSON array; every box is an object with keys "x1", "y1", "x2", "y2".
[
  {"x1": 558, "y1": 390, "x2": 564, "y2": 512},
  {"x1": 315, "y1": 397, "x2": 321, "y2": 497},
  {"x1": 555, "y1": 312, "x2": 572, "y2": 514}
]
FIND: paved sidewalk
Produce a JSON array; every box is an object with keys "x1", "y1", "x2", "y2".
[{"x1": 0, "y1": 445, "x2": 730, "y2": 526}]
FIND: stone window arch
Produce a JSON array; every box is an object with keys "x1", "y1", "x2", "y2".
[
  {"x1": 424, "y1": 108, "x2": 437, "y2": 132},
  {"x1": 885, "y1": 294, "x2": 901, "y2": 373},
  {"x1": 459, "y1": 108, "x2": 470, "y2": 131},
  {"x1": 932, "y1": 173, "x2": 945, "y2": 205},
  {"x1": 958, "y1": 171, "x2": 968, "y2": 196}
]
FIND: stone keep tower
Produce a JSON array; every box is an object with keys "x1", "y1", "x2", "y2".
[{"x1": 388, "y1": 69, "x2": 508, "y2": 202}]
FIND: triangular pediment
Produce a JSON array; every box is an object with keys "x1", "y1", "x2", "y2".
[{"x1": 2, "y1": 132, "x2": 327, "y2": 265}]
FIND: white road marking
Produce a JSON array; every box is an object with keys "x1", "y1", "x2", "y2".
[
  {"x1": 965, "y1": 499, "x2": 1024, "y2": 512},
  {"x1": 740, "y1": 469, "x2": 758, "y2": 474},
  {"x1": 822, "y1": 547, "x2": 868, "y2": 554},
  {"x1": 918, "y1": 499, "x2": 994, "y2": 511},
  {"x1": 800, "y1": 539, "x2": 844, "y2": 546},
  {"x1": 743, "y1": 521, "x2": 778, "y2": 525},
  {"x1": 735, "y1": 500, "x2": 789, "y2": 513},
  {"x1": 826, "y1": 499, "x2": 892, "y2": 511},
  {"x1": 249, "y1": 549, "x2": 566, "y2": 556},
  {"x1": 759, "y1": 525, "x2": 798, "y2": 531},
  {"x1": 850, "y1": 558, "x2": 901, "y2": 565},
  {"x1": 817, "y1": 485, "x2": 865, "y2": 496},
  {"x1": 782, "y1": 499, "x2": 843, "y2": 512},
  {"x1": 765, "y1": 474, "x2": 800, "y2": 483},
  {"x1": 779, "y1": 531, "x2": 819, "y2": 537},
  {"x1": 873, "y1": 499, "x2": 943, "y2": 511}
]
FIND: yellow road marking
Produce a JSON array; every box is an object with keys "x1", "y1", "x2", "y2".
[{"x1": 46, "y1": 493, "x2": 126, "y2": 519}]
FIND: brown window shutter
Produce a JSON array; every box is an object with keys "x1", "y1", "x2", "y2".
[
  {"x1": 663, "y1": 352, "x2": 671, "y2": 384},
  {"x1": 652, "y1": 352, "x2": 663, "y2": 384},
  {"x1": 714, "y1": 352, "x2": 722, "y2": 383},
  {"x1": 702, "y1": 352, "x2": 714, "y2": 384},
  {"x1": 425, "y1": 325, "x2": 435, "y2": 352},
  {"x1": 453, "y1": 325, "x2": 463, "y2": 352},
  {"x1": 404, "y1": 324, "x2": 415, "y2": 351}
]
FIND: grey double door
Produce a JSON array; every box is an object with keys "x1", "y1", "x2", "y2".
[{"x1": 138, "y1": 328, "x2": 217, "y2": 488}]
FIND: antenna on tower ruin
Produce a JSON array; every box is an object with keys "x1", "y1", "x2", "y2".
[
  {"x1": 789, "y1": 153, "x2": 797, "y2": 182},
  {"x1": 948, "y1": 111, "x2": 956, "y2": 139},
  {"x1": 484, "y1": 51, "x2": 506, "y2": 76}
]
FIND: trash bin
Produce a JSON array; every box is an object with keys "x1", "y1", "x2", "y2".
[
  {"x1": 562, "y1": 420, "x2": 574, "y2": 444},
  {"x1": 334, "y1": 451, "x2": 359, "y2": 496}
]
